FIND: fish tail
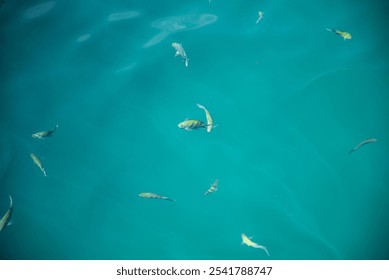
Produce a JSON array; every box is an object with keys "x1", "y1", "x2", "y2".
[
  {"x1": 43, "y1": 169, "x2": 47, "y2": 176},
  {"x1": 163, "y1": 197, "x2": 175, "y2": 201},
  {"x1": 196, "y1": 103, "x2": 206, "y2": 110},
  {"x1": 9, "y1": 195, "x2": 13, "y2": 208},
  {"x1": 326, "y1": 28, "x2": 334, "y2": 32},
  {"x1": 348, "y1": 149, "x2": 355, "y2": 155}
]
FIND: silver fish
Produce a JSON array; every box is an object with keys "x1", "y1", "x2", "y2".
[
  {"x1": 172, "y1": 42, "x2": 189, "y2": 67},
  {"x1": 204, "y1": 179, "x2": 218, "y2": 195},
  {"x1": 0, "y1": 196, "x2": 13, "y2": 232},
  {"x1": 32, "y1": 124, "x2": 58, "y2": 139},
  {"x1": 196, "y1": 103, "x2": 216, "y2": 132},
  {"x1": 139, "y1": 192, "x2": 175, "y2": 201},
  {"x1": 31, "y1": 153, "x2": 47, "y2": 176},
  {"x1": 349, "y1": 138, "x2": 377, "y2": 154}
]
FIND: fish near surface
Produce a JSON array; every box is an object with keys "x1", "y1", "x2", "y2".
[
  {"x1": 178, "y1": 119, "x2": 209, "y2": 131},
  {"x1": 139, "y1": 192, "x2": 175, "y2": 201},
  {"x1": 172, "y1": 42, "x2": 189, "y2": 67},
  {"x1": 0, "y1": 196, "x2": 13, "y2": 232},
  {"x1": 326, "y1": 28, "x2": 352, "y2": 40},
  {"x1": 241, "y1": 233, "x2": 270, "y2": 256},
  {"x1": 204, "y1": 179, "x2": 218, "y2": 195},
  {"x1": 196, "y1": 103, "x2": 216, "y2": 132},
  {"x1": 349, "y1": 138, "x2": 377, "y2": 154},
  {"x1": 32, "y1": 124, "x2": 59, "y2": 139},
  {"x1": 30, "y1": 153, "x2": 47, "y2": 176}
]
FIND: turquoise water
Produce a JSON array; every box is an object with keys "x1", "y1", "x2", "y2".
[{"x1": 1, "y1": 0, "x2": 388, "y2": 260}]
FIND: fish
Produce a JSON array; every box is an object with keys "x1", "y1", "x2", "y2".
[
  {"x1": 139, "y1": 192, "x2": 175, "y2": 201},
  {"x1": 30, "y1": 153, "x2": 47, "y2": 176},
  {"x1": 178, "y1": 119, "x2": 210, "y2": 131},
  {"x1": 256, "y1": 11, "x2": 264, "y2": 24},
  {"x1": 0, "y1": 196, "x2": 13, "y2": 232},
  {"x1": 349, "y1": 138, "x2": 377, "y2": 154},
  {"x1": 326, "y1": 28, "x2": 352, "y2": 40},
  {"x1": 204, "y1": 179, "x2": 218, "y2": 195},
  {"x1": 172, "y1": 42, "x2": 189, "y2": 67},
  {"x1": 241, "y1": 233, "x2": 270, "y2": 256},
  {"x1": 32, "y1": 124, "x2": 59, "y2": 139},
  {"x1": 196, "y1": 103, "x2": 216, "y2": 132}
]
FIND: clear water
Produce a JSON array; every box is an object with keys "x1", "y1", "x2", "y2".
[{"x1": 1, "y1": 0, "x2": 388, "y2": 260}]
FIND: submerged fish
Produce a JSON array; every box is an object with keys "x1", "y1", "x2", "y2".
[
  {"x1": 30, "y1": 153, "x2": 47, "y2": 176},
  {"x1": 241, "y1": 233, "x2": 269, "y2": 256},
  {"x1": 139, "y1": 192, "x2": 175, "y2": 201},
  {"x1": 349, "y1": 138, "x2": 377, "y2": 154},
  {"x1": 204, "y1": 179, "x2": 218, "y2": 195},
  {"x1": 172, "y1": 42, "x2": 189, "y2": 67},
  {"x1": 326, "y1": 28, "x2": 352, "y2": 40},
  {"x1": 32, "y1": 124, "x2": 58, "y2": 139},
  {"x1": 196, "y1": 103, "x2": 216, "y2": 132},
  {"x1": 256, "y1": 11, "x2": 264, "y2": 24},
  {"x1": 0, "y1": 196, "x2": 13, "y2": 232},
  {"x1": 178, "y1": 119, "x2": 211, "y2": 131}
]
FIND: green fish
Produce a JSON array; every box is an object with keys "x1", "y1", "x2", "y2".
[
  {"x1": 204, "y1": 179, "x2": 218, "y2": 195},
  {"x1": 326, "y1": 28, "x2": 352, "y2": 40},
  {"x1": 139, "y1": 192, "x2": 175, "y2": 201},
  {"x1": 178, "y1": 119, "x2": 210, "y2": 131},
  {"x1": 0, "y1": 196, "x2": 13, "y2": 232}
]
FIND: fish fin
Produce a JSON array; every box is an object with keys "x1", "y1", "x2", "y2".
[
  {"x1": 175, "y1": 51, "x2": 180, "y2": 57},
  {"x1": 185, "y1": 127, "x2": 192, "y2": 131},
  {"x1": 196, "y1": 103, "x2": 205, "y2": 110},
  {"x1": 7, "y1": 220, "x2": 14, "y2": 226}
]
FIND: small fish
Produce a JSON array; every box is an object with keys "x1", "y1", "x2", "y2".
[
  {"x1": 0, "y1": 196, "x2": 13, "y2": 232},
  {"x1": 326, "y1": 28, "x2": 352, "y2": 40},
  {"x1": 204, "y1": 179, "x2": 218, "y2": 195},
  {"x1": 172, "y1": 42, "x2": 189, "y2": 67},
  {"x1": 349, "y1": 138, "x2": 377, "y2": 154},
  {"x1": 30, "y1": 153, "x2": 47, "y2": 176},
  {"x1": 241, "y1": 233, "x2": 270, "y2": 256},
  {"x1": 196, "y1": 103, "x2": 216, "y2": 132},
  {"x1": 178, "y1": 119, "x2": 210, "y2": 131},
  {"x1": 139, "y1": 192, "x2": 175, "y2": 201},
  {"x1": 32, "y1": 124, "x2": 59, "y2": 139},
  {"x1": 256, "y1": 11, "x2": 264, "y2": 24}
]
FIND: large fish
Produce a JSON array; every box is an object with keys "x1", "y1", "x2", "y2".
[
  {"x1": 241, "y1": 233, "x2": 270, "y2": 256},
  {"x1": 32, "y1": 124, "x2": 59, "y2": 139},
  {"x1": 204, "y1": 179, "x2": 218, "y2": 195},
  {"x1": 0, "y1": 196, "x2": 13, "y2": 232},
  {"x1": 139, "y1": 192, "x2": 175, "y2": 201},
  {"x1": 178, "y1": 119, "x2": 210, "y2": 131},
  {"x1": 349, "y1": 138, "x2": 377, "y2": 154},
  {"x1": 172, "y1": 42, "x2": 189, "y2": 67},
  {"x1": 30, "y1": 153, "x2": 47, "y2": 176},
  {"x1": 326, "y1": 28, "x2": 352, "y2": 40},
  {"x1": 196, "y1": 103, "x2": 216, "y2": 132}
]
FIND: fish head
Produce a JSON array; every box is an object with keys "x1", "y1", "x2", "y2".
[{"x1": 178, "y1": 121, "x2": 185, "y2": 128}]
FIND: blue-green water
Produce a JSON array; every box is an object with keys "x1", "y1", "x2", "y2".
[{"x1": 1, "y1": 0, "x2": 388, "y2": 260}]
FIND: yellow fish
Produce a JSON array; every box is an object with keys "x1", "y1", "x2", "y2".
[
  {"x1": 178, "y1": 119, "x2": 210, "y2": 131},
  {"x1": 32, "y1": 124, "x2": 59, "y2": 139},
  {"x1": 196, "y1": 104, "x2": 216, "y2": 133},
  {"x1": 139, "y1": 192, "x2": 175, "y2": 201},
  {"x1": 30, "y1": 153, "x2": 47, "y2": 176},
  {"x1": 326, "y1": 28, "x2": 352, "y2": 40},
  {"x1": 241, "y1": 233, "x2": 269, "y2": 256},
  {"x1": 204, "y1": 179, "x2": 218, "y2": 195},
  {"x1": 0, "y1": 196, "x2": 13, "y2": 232}
]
